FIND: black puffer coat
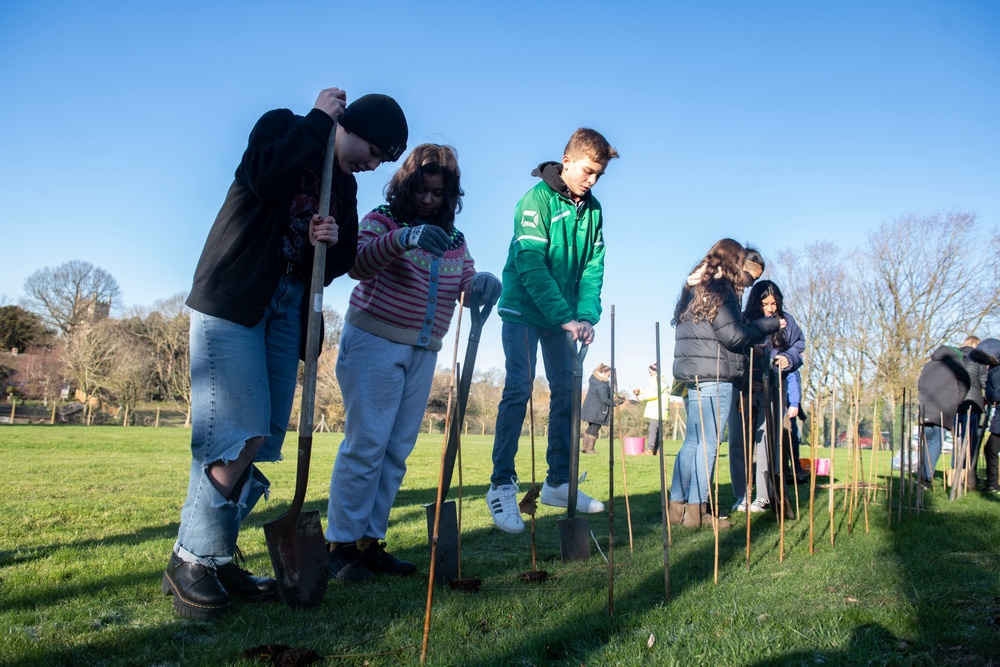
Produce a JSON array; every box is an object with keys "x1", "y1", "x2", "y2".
[
  {"x1": 917, "y1": 345, "x2": 971, "y2": 428},
  {"x1": 673, "y1": 286, "x2": 780, "y2": 383},
  {"x1": 581, "y1": 374, "x2": 613, "y2": 426},
  {"x1": 959, "y1": 345, "x2": 988, "y2": 412},
  {"x1": 970, "y1": 338, "x2": 1000, "y2": 434}
]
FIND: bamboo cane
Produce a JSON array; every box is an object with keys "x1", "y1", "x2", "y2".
[
  {"x1": 744, "y1": 348, "x2": 754, "y2": 569},
  {"x1": 713, "y1": 349, "x2": 722, "y2": 584},
  {"x1": 526, "y1": 333, "x2": 540, "y2": 576},
  {"x1": 898, "y1": 389, "x2": 906, "y2": 519},
  {"x1": 777, "y1": 370, "x2": 785, "y2": 562},
  {"x1": 654, "y1": 323, "x2": 670, "y2": 600},
  {"x1": 790, "y1": 409, "x2": 801, "y2": 522},
  {"x1": 614, "y1": 402, "x2": 634, "y2": 552},
  {"x1": 866, "y1": 402, "x2": 879, "y2": 525},
  {"x1": 694, "y1": 374, "x2": 719, "y2": 555},
  {"x1": 608, "y1": 305, "x2": 616, "y2": 616},
  {"x1": 830, "y1": 378, "x2": 837, "y2": 547},
  {"x1": 421, "y1": 298, "x2": 464, "y2": 665},
  {"x1": 809, "y1": 392, "x2": 819, "y2": 553}
]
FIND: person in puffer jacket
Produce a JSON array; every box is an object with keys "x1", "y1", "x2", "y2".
[
  {"x1": 729, "y1": 279, "x2": 805, "y2": 515},
  {"x1": 917, "y1": 345, "x2": 971, "y2": 486},
  {"x1": 956, "y1": 335, "x2": 988, "y2": 488},
  {"x1": 669, "y1": 238, "x2": 780, "y2": 530},
  {"x1": 969, "y1": 338, "x2": 1000, "y2": 493}
]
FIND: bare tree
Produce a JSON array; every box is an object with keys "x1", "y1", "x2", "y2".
[
  {"x1": 63, "y1": 320, "x2": 118, "y2": 424},
  {"x1": 104, "y1": 324, "x2": 156, "y2": 426},
  {"x1": 9, "y1": 347, "x2": 64, "y2": 404},
  {"x1": 771, "y1": 241, "x2": 854, "y2": 411},
  {"x1": 124, "y1": 294, "x2": 192, "y2": 424},
  {"x1": 465, "y1": 367, "x2": 504, "y2": 435},
  {"x1": 22, "y1": 260, "x2": 121, "y2": 335},
  {"x1": 860, "y1": 211, "x2": 1000, "y2": 403}
]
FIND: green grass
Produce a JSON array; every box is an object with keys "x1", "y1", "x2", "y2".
[{"x1": 1, "y1": 426, "x2": 998, "y2": 666}]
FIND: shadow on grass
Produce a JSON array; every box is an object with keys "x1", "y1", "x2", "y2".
[{"x1": 8, "y1": 468, "x2": 1000, "y2": 666}]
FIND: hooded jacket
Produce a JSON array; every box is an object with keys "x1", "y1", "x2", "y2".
[
  {"x1": 673, "y1": 284, "x2": 780, "y2": 383},
  {"x1": 581, "y1": 373, "x2": 613, "y2": 426},
  {"x1": 497, "y1": 162, "x2": 604, "y2": 330},
  {"x1": 917, "y1": 345, "x2": 971, "y2": 428},
  {"x1": 959, "y1": 345, "x2": 988, "y2": 412},
  {"x1": 970, "y1": 337, "x2": 1000, "y2": 433},
  {"x1": 186, "y1": 108, "x2": 358, "y2": 337}
]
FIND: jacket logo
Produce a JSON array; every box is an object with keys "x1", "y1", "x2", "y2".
[{"x1": 521, "y1": 210, "x2": 538, "y2": 228}]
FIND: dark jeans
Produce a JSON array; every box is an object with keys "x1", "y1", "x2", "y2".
[{"x1": 985, "y1": 433, "x2": 1000, "y2": 490}]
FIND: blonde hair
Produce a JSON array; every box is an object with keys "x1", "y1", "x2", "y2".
[
  {"x1": 592, "y1": 363, "x2": 611, "y2": 380},
  {"x1": 963, "y1": 335, "x2": 981, "y2": 348},
  {"x1": 565, "y1": 128, "x2": 619, "y2": 164}
]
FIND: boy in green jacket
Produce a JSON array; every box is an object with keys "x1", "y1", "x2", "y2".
[{"x1": 486, "y1": 128, "x2": 618, "y2": 534}]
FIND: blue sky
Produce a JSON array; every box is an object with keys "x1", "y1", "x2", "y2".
[{"x1": 1, "y1": 1, "x2": 998, "y2": 391}]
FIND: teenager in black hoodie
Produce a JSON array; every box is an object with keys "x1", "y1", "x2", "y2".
[{"x1": 163, "y1": 90, "x2": 408, "y2": 620}]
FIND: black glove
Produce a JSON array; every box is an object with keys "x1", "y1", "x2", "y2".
[
  {"x1": 400, "y1": 225, "x2": 451, "y2": 257},
  {"x1": 471, "y1": 272, "x2": 502, "y2": 307}
]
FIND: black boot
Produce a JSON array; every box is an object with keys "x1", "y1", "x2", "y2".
[
  {"x1": 162, "y1": 551, "x2": 230, "y2": 620},
  {"x1": 360, "y1": 540, "x2": 416, "y2": 576},
  {"x1": 216, "y1": 548, "x2": 278, "y2": 601},
  {"x1": 328, "y1": 543, "x2": 374, "y2": 581}
]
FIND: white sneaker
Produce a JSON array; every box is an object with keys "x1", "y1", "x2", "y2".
[
  {"x1": 486, "y1": 478, "x2": 524, "y2": 534},
  {"x1": 540, "y1": 481, "x2": 605, "y2": 514},
  {"x1": 731, "y1": 497, "x2": 747, "y2": 512},
  {"x1": 749, "y1": 497, "x2": 769, "y2": 513}
]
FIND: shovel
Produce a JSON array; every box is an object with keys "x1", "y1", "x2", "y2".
[
  {"x1": 425, "y1": 301, "x2": 493, "y2": 583},
  {"x1": 262, "y1": 124, "x2": 336, "y2": 609},
  {"x1": 559, "y1": 331, "x2": 591, "y2": 562}
]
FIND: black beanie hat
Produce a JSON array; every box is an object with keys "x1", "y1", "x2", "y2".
[{"x1": 339, "y1": 94, "x2": 408, "y2": 162}]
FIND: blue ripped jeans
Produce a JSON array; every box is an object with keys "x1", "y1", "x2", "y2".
[{"x1": 174, "y1": 276, "x2": 304, "y2": 565}]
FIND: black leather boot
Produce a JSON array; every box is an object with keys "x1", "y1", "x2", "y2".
[
  {"x1": 162, "y1": 551, "x2": 230, "y2": 620},
  {"x1": 216, "y1": 548, "x2": 278, "y2": 601}
]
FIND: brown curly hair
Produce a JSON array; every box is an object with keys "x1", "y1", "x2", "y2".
[
  {"x1": 384, "y1": 144, "x2": 464, "y2": 231},
  {"x1": 672, "y1": 238, "x2": 748, "y2": 325}
]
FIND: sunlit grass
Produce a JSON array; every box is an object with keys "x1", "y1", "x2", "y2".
[{"x1": 1, "y1": 426, "x2": 998, "y2": 665}]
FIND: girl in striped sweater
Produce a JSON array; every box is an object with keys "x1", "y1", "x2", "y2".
[{"x1": 325, "y1": 144, "x2": 501, "y2": 581}]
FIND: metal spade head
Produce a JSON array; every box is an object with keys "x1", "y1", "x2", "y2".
[{"x1": 263, "y1": 509, "x2": 329, "y2": 609}]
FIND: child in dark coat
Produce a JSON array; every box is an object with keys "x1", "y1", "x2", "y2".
[{"x1": 580, "y1": 364, "x2": 613, "y2": 454}]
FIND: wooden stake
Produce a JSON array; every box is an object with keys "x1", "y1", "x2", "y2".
[
  {"x1": 808, "y1": 393, "x2": 819, "y2": 553},
  {"x1": 694, "y1": 374, "x2": 721, "y2": 573},
  {"x1": 608, "y1": 305, "x2": 616, "y2": 616},
  {"x1": 744, "y1": 348, "x2": 754, "y2": 569},
  {"x1": 655, "y1": 323, "x2": 670, "y2": 600},
  {"x1": 614, "y1": 402, "x2": 634, "y2": 552},
  {"x1": 421, "y1": 296, "x2": 464, "y2": 666},
  {"x1": 777, "y1": 370, "x2": 785, "y2": 562},
  {"x1": 712, "y1": 349, "x2": 723, "y2": 583},
  {"x1": 829, "y1": 378, "x2": 837, "y2": 547}
]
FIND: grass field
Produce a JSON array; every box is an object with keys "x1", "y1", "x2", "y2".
[{"x1": 1, "y1": 425, "x2": 998, "y2": 666}]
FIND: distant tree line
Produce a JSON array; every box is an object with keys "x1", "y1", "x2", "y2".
[{"x1": 768, "y1": 211, "x2": 1000, "y2": 444}]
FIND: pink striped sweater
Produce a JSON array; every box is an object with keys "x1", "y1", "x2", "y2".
[{"x1": 346, "y1": 206, "x2": 477, "y2": 352}]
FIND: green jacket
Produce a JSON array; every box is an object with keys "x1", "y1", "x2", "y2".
[{"x1": 497, "y1": 162, "x2": 606, "y2": 330}]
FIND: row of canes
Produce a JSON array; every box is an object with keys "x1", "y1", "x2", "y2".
[{"x1": 419, "y1": 305, "x2": 986, "y2": 662}]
